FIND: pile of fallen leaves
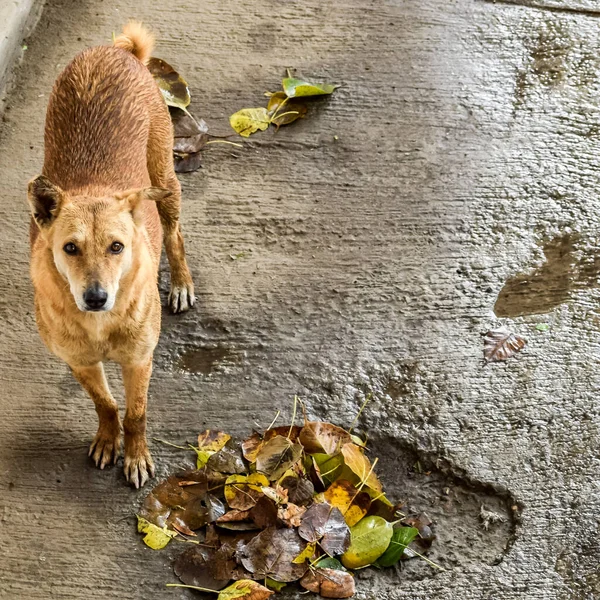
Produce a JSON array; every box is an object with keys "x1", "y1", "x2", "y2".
[
  {"x1": 137, "y1": 413, "x2": 436, "y2": 599},
  {"x1": 146, "y1": 55, "x2": 338, "y2": 172}
]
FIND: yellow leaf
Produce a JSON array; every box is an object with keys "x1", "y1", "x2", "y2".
[
  {"x1": 340, "y1": 443, "x2": 382, "y2": 493},
  {"x1": 136, "y1": 515, "x2": 177, "y2": 550},
  {"x1": 229, "y1": 108, "x2": 270, "y2": 137},
  {"x1": 197, "y1": 430, "x2": 231, "y2": 452},
  {"x1": 195, "y1": 449, "x2": 213, "y2": 468},
  {"x1": 292, "y1": 541, "x2": 316, "y2": 564},
  {"x1": 323, "y1": 479, "x2": 371, "y2": 526},
  {"x1": 225, "y1": 473, "x2": 270, "y2": 510}
]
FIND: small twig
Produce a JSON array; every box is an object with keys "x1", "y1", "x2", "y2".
[
  {"x1": 205, "y1": 140, "x2": 243, "y2": 148},
  {"x1": 166, "y1": 583, "x2": 217, "y2": 593},
  {"x1": 357, "y1": 457, "x2": 379, "y2": 492},
  {"x1": 409, "y1": 548, "x2": 446, "y2": 571}
]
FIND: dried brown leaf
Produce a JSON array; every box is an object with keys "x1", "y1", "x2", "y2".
[
  {"x1": 299, "y1": 422, "x2": 352, "y2": 455},
  {"x1": 298, "y1": 502, "x2": 351, "y2": 556},
  {"x1": 300, "y1": 568, "x2": 356, "y2": 598},
  {"x1": 483, "y1": 329, "x2": 526, "y2": 362}
]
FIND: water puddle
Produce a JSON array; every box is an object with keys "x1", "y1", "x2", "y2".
[
  {"x1": 177, "y1": 347, "x2": 237, "y2": 374},
  {"x1": 494, "y1": 233, "x2": 600, "y2": 317}
]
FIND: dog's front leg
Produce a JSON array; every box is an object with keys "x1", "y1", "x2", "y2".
[
  {"x1": 122, "y1": 358, "x2": 155, "y2": 488},
  {"x1": 71, "y1": 363, "x2": 121, "y2": 469}
]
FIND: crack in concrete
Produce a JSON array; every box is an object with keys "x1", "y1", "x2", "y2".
[{"x1": 481, "y1": 0, "x2": 600, "y2": 18}]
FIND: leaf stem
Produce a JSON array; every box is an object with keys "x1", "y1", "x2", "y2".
[
  {"x1": 410, "y1": 549, "x2": 446, "y2": 571},
  {"x1": 266, "y1": 410, "x2": 281, "y2": 431},
  {"x1": 166, "y1": 583, "x2": 218, "y2": 593},
  {"x1": 205, "y1": 139, "x2": 243, "y2": 147},
  {"x1": 152, "y1": 437, "x2": 189, "y2": 450},
  {"x1": 357, "y1": 456, "x2": 379, "y2": 492},
  {"x1": 288, "y1": 395, "x2": 298, "y2": 439},
  {"x1": 349, "y1": 393, "x2": 372, "y2": 433}
]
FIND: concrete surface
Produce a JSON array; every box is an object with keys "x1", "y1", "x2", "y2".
[
  {"x1": 0, "y1": 0, "x2": 600, "y2": 598},
  {"x1": 0, "y1": 0, "x2": 41, "y2": 103}
]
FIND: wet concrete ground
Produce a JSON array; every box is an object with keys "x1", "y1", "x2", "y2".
[{"x1": 1, "y1": 0, "x2": 600, "y2": 598}]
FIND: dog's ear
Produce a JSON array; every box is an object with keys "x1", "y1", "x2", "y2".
[
  {"x1": 28, "y1": 175, "x2": 66, "y2": 229},
  {"x1": 117, "y1": 187, "x2": 172, "y2": 224}
]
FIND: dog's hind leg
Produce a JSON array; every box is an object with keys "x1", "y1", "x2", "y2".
[
  {"x1": 71, "y1": 363, "x2": 121, "y2": 469},
  {"x1": 122, "y1": 358, "x2": 154, "y2": 488},
  {"x1": 146, "y1": 105, "x2": 195, "y2": 313}
]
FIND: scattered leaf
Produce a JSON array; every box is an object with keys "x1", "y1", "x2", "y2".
[
  {"x1": 300, "y1": 568, "x2": 356, "y2": 598},
  {"x1": 535, "y1": 323, "x2": 550, "y2": 332},
  {"x1": 324, "y1": 479, "x2": 371, "y2": 526},
  {"x1": 225, "y1": 473, "x2": 269, "y2": 510},
  {"x1": 292, "y1": 541, "x2": 316, "y2": 563},
  {"x1": 271, "y1": 104, "x2": 308, "y2": 129},
  {"x1": 282, "y1": 77, "x2": 339, "y2": 98},
  {"x1": 280, "y1": 474, "x2": 314, "y2": 506},
  {"x1": 298, "y1": 502, "x2": 351, "y2": 556},
  {"x1": 230, "y1": 108, "x2": 270, "y2": 138},
  {"x1": 265, "y1": 578, "x2": 286, "y2": 592},
  {"x1": 266, "y1": 92, "x2": 288, "y2": 116},
  {"x1": 198, "y1": 430, "x2": 232, "y2": 452},
  {"x1": 207, "y1": 447, "x2": 246, "y2": 474},
  {"x1": 174, "y1": 151, "x2": 203, "y2": 173},
  {"x1": 240, "y1": 527, "x2": 310, "y2": 582},
  {"x1": 299, "y1": 422, "x2": 352, "y2": 455},
  {"x1": 341, "y1": 516, "x2": 393, "y2": 569},
  {"x1": 255, "y1": 436, "x2": 303, "y2": 480},
  {"x1": 136, "y1": 515, "x2": 177, "y2": 550},
  {"x1": 483, "y1": 329, "x2": 526, "y2": 362},
  {"x1": 148, "y1": 57, "x2": 191, "y2": 110}
]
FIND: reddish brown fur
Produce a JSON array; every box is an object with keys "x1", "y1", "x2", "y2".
[{"x1": 28, "y1": 23, "x2": 194, "y2": 488}]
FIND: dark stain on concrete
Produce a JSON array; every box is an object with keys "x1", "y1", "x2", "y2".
[
  {"x1": 494, "y1": 233, "x2": 600, "y2": 317},
  {"x1": 177, "y1": 346, "x2": 237, "y2": 374}
]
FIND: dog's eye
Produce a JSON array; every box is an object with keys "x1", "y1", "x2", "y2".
[
  {"x1": 63, "y1": 243, "x2": 77, "y2": 255},
  {"x1": 110, "y1": 242, "x2": 124, "y2": 254}
]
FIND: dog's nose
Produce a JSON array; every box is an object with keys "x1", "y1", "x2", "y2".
[{"x1": 83, "y1": 284, "x2": 108, "y2": 310}]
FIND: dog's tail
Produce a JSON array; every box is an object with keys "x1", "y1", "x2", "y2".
[{"x1": 113, "y1": 21, "x2": 154, "y2": 65}]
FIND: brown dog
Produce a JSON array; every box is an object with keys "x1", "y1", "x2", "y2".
[{"x1": 27, "y1": 23, "x2": 194, "y2": 488}]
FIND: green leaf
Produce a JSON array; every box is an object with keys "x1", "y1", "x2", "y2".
[
  {"x1": 147, "y1": 57, "x2": 191, "y2": 110},
  {"x1": 341, "y1": 516, "x2": 394, "y2": 569},
  {"x1": 315, "y1": 557, "x2": 347, "y2": 571},
  {"x1": 535, "y1": 323, "x2": 550, "y2": 332},
  {"x1": 229, "y1": 108, "x2": 270, "y2": 137},
  {"x1": 375, "y1": 526, "x2": 419, "y2": 567},
  {"x1": 136, "y1": 515, "x2": 177, "y2": 550},
  {"x1": 195, "y1": 449, "x2": 214, "y2": 468},
  {"x1": 312, "y1": 453, "x2": 344, "y2": 485},
  {"x1": 282, "y1": 77, "x2": 339, "y2": 98}
]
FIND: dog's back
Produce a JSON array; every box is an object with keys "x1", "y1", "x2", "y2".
[{"x1": 38, "y1": 24, "x2": 164, "y2": 254}]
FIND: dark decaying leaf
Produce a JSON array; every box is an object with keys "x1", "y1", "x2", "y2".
[
  {"x1": 280, "y1": 474, "x2": 314, "y2": 506},
  {"x1": 225, "y1": 473, "x2": 269, "y2": 511},
  {"x1": 242, "y1": 426, "x2": 302, "y2": 464},
  {"x1": 271, "y1": 104, "x2": 308, "y2": 130},
  {"x1": 483, "y1": 329, "x2": 526, "y2": 362},
  {"x1": 298, "y1": 502, "x2": 351, "y2": 556},
  {"x1": 206, "y1": 494, "x2": 227, "y2": 523},
  {"x1": 207, "y1": 447, "x2": 246, "y2": 474},
  {"x1": 375, "y1": 526, "x2": 419, "y2": 568},
  {"x1": 174, "y1": 545, "x2": 231, "y2": 591},
  {"x1": 300, "y1": 567, "x2": 356, "y2": 599},
  {"x1": 171, "y1": 107, "x2": 207, "y2": 137},
  {"x1": 217, "y1": 496, "x2": 278, "y2": 531},
  {"x1": 174, "y1": 151, "x2": 203, "y2": 173},
  {"x1": 255, "y1": 436, "x2": 303, "y2": 480},
  {"x1": 299, "y1": 422, "x2": 352, "y2": 455},
  {"x1": 148, "y1": 57, "x2": 191, "y2": 110},
  {"x1": 404, "y1": 513, "x2": 436, "y2": 549},
  {"x1": 240, "y1": 527, "x2": 310, "y2": 582}
]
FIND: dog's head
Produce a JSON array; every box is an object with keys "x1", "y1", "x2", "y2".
[{"x1": 28, "y1": 175, "x2": 170, "y2": 312}]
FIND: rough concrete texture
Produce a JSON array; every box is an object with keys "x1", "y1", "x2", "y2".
[{"x1": 0, "y1": 0, "x2": 599, "y2": 598}]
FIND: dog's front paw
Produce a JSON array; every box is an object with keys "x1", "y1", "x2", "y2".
[
  {"x1": 124, "y1": 446, "x2": 155, "y2": 489},
  {"x1": 168, "y1": 280, "x2": 195, "y2": 314},
  {"x1": 89, "y1": 425, "x2": 121, "y2": 469}
]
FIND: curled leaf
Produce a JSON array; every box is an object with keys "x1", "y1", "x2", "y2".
[
  {"x1": 484, "y1": 329, "x2": 526, "y2": 362},
  {"x1": 230, "y1": 108, "x2": 270, "y2": 137},
  {"x1": 341, "y1": 516, "x2": 393, "y2": 569},
  {"x1": 136, "y1": 515, "x2": 177, "y2": 550},
  {"x1": 147, "y1": 57, "x2": 191, "y2": 110},
  {"x1": 282, "y1": 77, "x2": 339, "y2": 98},
  {"x1": 299, "y1": 422, "x2": 351, "y2": 455},
  {"x1": 300, "y1": 568, "x2": 356, "y2": 598}
]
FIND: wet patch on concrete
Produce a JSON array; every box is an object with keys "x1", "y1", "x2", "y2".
[
  {"x1": 176, "y1": 346, "x2": 239, "y2": 374},
  {"x1": 362, "y1": 438, "x2": 520, "y2": 579},
  {"x1": 494, "y1": 233, "x2": 600, "y2": 317}
]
